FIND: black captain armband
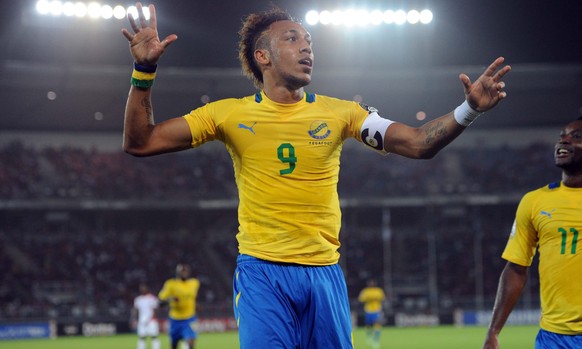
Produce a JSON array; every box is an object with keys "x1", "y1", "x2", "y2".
[{"x1": 360, "y1": 111, "x2": 394, "y2": 155}]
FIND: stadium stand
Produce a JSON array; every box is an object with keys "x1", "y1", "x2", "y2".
[{"x1": 0, "y1": 139, "x2": 552, "y2": 322}]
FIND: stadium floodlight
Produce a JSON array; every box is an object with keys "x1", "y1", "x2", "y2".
[
  {"x1": 343, "y1": 9, "x2": 357, "y2": 27},
  {"x1": 62, "y1": 2, "x2": 75, "y2": 16},
  {"x1": 330, "y1": 10, "x2": 343, "y2": 26},
  {"x1": 113, "y1": 5, "x2": 126, "y2": 19},
  {"x1": 420, "y1": 10, "x2": 433, "y2": 24},
  {"x1": 319, "y1": 10, "x2": 332, "y2": 25},
  {"x1": 36, "y1": 0, "x2": 50, "y2": 14},
  {"x1": 305, "y1": 10, "x2": 319, "y2": 25},
  {"x1": 370, "y1": 10, "x2": 383, "y2": 25},
  {"x1": 34, "y1": 1, "x2": 150, "y2": 21},
  {"x1": 407, "y1": 10, "x2": 420, "y2": 24},
  {"x1": 383, "y1": 10, "x2": 395, "y2": 24},
  {"x1": 101, "y1": 5, "x2": 113, "y2": 19},
  {"x1": 49, "y1": 0, "x2": 63, "y2": 16},
  {"x1": 305, "y1": 8, "x2": 433, "y2": 27},
  {"x1": 87, "y1": 2, "x2": 101, "y2": 18},
  {"x1": 355, "y1": 10, "x2": 370, "y2": 26},
  {"x1": 74, "y1": 2, "x2": 87, "y2": 17},
  {"x1": 394, "y1": 10, "x2": 407, "y2": 25}
]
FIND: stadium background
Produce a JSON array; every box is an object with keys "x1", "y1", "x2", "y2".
[{"x1": 1, "y1": 0, "x2": 582, "y2": 343}]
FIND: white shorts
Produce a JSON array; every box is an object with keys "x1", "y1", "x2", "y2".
[{"x1": 137, "y1": 319, "x2": 160, "y2": 337}]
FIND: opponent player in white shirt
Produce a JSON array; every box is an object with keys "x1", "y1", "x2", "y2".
[{"x1": 132, "y1": 283, "x2": 161, "y2": 349}]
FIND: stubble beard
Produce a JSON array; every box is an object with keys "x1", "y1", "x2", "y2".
[
  {"x1": 556, "y1": 156, "x2": 582, "y2": 173},
  {"x1": 281, "y1": 71, "x2": 311, "y2": 91}
]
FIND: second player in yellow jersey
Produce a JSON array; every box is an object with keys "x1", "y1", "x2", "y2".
[{"x1": 482, "y1": 117, "x2": 582, "y2": 349}]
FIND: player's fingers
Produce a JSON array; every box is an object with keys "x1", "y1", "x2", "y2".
[
  {"x1": 459, "y1": 73, "x2": 471, "y2": 93},
  {"x1": 483, "y1": 57, "x2": 504, "y2": 77},
  {"x1": 161, "y1": 34, "x2": 178, "y2": 48},
  {"x1": 122, "y1": 28, "x2": 134, "y2": 41},
  {"x1": 493, "y1": 64, "x2": 511, "y2": 82},
  {"x1": 495, "y1": 81, "x2": 508, "y2": 99},
  {"x1": 148, "y1": 4, "x2": 157, "y2": 30},
  {"x1": 128, "y1": 12, "x2": 139, "y2": 33},
  {"x1": 136, "y1": 3, "x2": 148, "y2": 28}
]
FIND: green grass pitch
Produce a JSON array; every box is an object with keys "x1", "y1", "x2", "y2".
[{"x1": 0, "y1": 325, "x2": 538, "y2": 349}]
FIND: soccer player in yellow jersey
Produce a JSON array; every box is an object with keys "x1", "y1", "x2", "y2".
[
  {"x1": 158, "y1": 264, "x2": 200, "y2": 349},
  {"x1": 482, "y1": 117, "x2": 582, "y2": 349},
  {"x1": 121, "y1": 3, "x2": 510, "y2": 348},
  {"x1": 358, "y1": 279, "x2": 386, "y2": 348}
]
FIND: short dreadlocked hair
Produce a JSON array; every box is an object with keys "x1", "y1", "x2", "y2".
[{"x1": 238, "y1": 8, "x2": 295, "y2": 89}]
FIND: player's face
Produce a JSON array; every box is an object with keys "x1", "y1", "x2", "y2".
[
  {"x1": 266, "y1": 20, "x2": 313, "y2": 89},
  {"x1": 139, "y1": 284, "x2": 148, "y2": 294},
  {"x1": 176, "y1": 264, "x2": 190, "y2": 279},
  {"x1": 555, "y1": 120, "x2": 582, "y2": 170}
]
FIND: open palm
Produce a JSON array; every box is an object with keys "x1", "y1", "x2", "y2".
[{"x1": 121, "y1": 3, "x2": 177, "y2": 66}]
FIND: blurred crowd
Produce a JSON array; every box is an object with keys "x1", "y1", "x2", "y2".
[
  {"x1": 0, "y1": 139, "x2": 558, "y2": 201},
  {"x1": 0, "y1": 140, "x2": 555, "y2": 321},
  {"x1": 0, "y1": 217, "x2": 235, "y2": 321}
]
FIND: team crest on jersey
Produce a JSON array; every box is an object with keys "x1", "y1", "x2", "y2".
[
  {"x1": 308, "y1": 120, "x2": 331, "y2": 140},
  {"x1": 359, "y1": 103, "x2": 378, "y2": 114}
]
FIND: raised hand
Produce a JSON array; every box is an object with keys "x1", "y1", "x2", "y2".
[
  {"x1": 121, "y1": 2, "x2": 177, "y2": 66},
  {"x1": 459, "y1": 57, "x2": 511, "y2": 112}
]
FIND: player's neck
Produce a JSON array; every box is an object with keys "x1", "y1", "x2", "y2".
[
  {"x1": 562, "y1": 172, "x2": 582, "y2": 188},
  {"x1": 262, "y1": 84, "x2": 304, "y2": 104}
]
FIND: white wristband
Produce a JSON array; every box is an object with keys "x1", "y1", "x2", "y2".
[{"x1": 454, "y1": 100, "x2": 483, "y2": 126}]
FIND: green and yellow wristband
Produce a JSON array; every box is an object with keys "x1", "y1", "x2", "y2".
[{"x1": 130, "y1": 62, "x2": 157, "y2": 88}]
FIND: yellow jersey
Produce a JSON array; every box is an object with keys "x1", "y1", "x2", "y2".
[
  {"x1": 158, "y1": 278, "x2": 200, "y2": 320},
  {"x1": 358, "y1": 286, "x2": 386, "y2": 313},
  {"x1": 502, "y1": 182, "x2": 582, "y2": 334},
  {"x1": 183, "y1": 91, "x2": 375, "y2": 265}
]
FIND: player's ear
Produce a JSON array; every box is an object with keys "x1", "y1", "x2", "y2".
[{"x1": 254, "y1": 48, "x2": 270, "y2": 66}]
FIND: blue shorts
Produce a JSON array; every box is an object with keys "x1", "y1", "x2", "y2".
[
  {"x1": 169, "y1": 316, "x2": 197, "y2": 345},
  {"x1": 233, "y1": 254, "x2": 353, "y2": 349},
  {"x1": 364, "y1": 311, "x2": 381, "y2": 326},
  {"x1": 535, "y1": 329, "x2": 582, "y2": 349}
]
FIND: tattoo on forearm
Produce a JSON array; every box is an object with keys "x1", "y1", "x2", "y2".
[
  {"x1": 423, "y1": 121, "x2": 448, "y2": 145},
  {"x1": 140, "y1": 97, "x2": 153, "y2": 123}
]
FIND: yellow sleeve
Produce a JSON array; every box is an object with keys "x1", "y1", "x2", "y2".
[
  {"x1": 502, "y1": 191, "x2": 538, "y2": 266},
  {"x1": 358, "y1": 289, "x2": 366, "y2": 303},
  {"x1": 158, "y1": 280, "x2": 172, "y2": 300},
  {"x1": 183, "y1": 98, "x2": 244, "y2": 148},
  {"x1": 346, "y1": 100, "x2": 373, "y2": 141},
  {"x1": 182, "y1": 101, "x2": 219, "y2": 148}
]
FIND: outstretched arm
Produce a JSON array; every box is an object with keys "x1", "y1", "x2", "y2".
[
  {"x1": 482, "y1": 261, "x2": 528, "y2": 349},
  {"x1": 384, "y1": 57, "x2": 511, "y2": 159},
  {"x1": 121, "y1": 3, "x2": 191, "y2": 157}
]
